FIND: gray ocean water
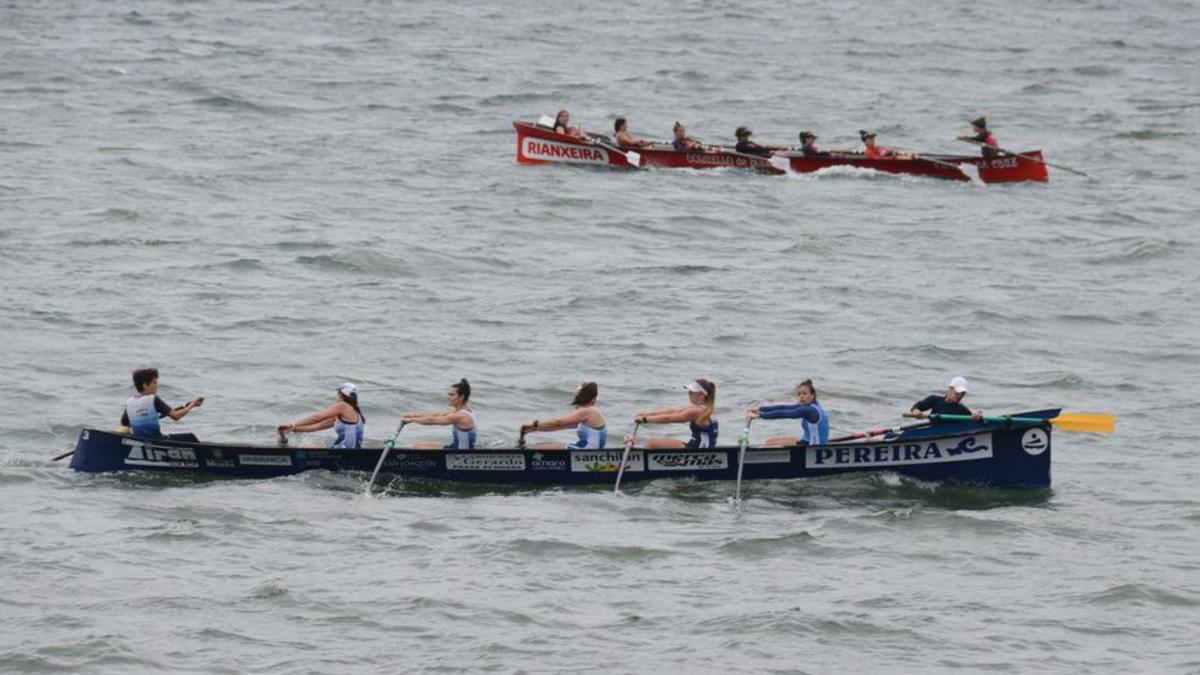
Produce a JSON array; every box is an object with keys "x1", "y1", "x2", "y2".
[{"x1": 2, "y1": 0, "x2": 1199, "y2": 672}]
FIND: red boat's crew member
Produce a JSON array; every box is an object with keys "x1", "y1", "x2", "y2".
[
  {"x1": 633, "y1": 379, "x2": 719, "y2": 449},
  {"x1": 908, "y1": 376, "x2": 983, "y2": 423},
  {"x1": 672, "y1": 121, "x2": 704, "y2": 152},
  {"x1": 747, "y1": 379, "x2": 830, "y2": 446},
  {"x1": 614, "y1": 117, "x2": 653, "y2": 149},
  {"x1": 120, "y1": 367, "x2": 202, "y2": 441},
  {"x1": 401, "y1": 378, "x2": 478, "y2": 449},
  {"x1": 798, "y1": 131, "x2": 829, "y2": 157},
  {"x1": 553, "y1": 110, "x2": 591, "y2": 141},
  {"x1": 734, "y1": 126, "x2": 787, "y2": 157},
  {"x1": 861, "y1": 129, "x2": 898, "y2": 159},
  {"x1": 958, "y1": 116, "x2": 1000, "y2": 158},
  {"x1": 519, "y1": 381, "x2": 608, "y2": 450},
  {"x1": 277, "y1": 383, "x2": 366, "y2": 449}
]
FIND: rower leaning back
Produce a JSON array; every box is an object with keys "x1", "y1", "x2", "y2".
[{"x1": 120, "y1": 367, "x2": 203, "y2": 441}]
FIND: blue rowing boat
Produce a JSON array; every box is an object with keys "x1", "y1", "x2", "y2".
[{"x1": 68, "y1": 409, "x2": 1059, "y2": 488}]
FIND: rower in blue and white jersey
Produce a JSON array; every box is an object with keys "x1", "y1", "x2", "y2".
[
  {"x1": 278, "y1": 383, "x2": 367, "y2": 448},
  {"x1": 403, "y1": 378, "x2": 479, "y2": 449},
  {"x1": 636, "y1": 379, "x2": 719, "y2": 450},
  {"x1": 521, "y1": 382, "x2": 607, "y2": 450},
  {"x1": 748, "y1": 379, "x2": 829, "y2": 446},
  {"x1": 119, "y1": 367, "x2": 203, "y2": 441}
]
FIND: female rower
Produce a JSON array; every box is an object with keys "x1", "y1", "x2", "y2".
[
  {"x1": 402, "y1": 378, "x2": 477, "y2": 449},
  {"x1": 554, "y1": 110, "x2": 590, "y2": 140},
  {"x1": 747, "y1": 379, "x2": 829, "y2": 446},
  {"x1": 734, "y1": 126, "x2": 787, "y2": 157},
  {"x1": 277, "y1": 383, "x2": 365, "y2": 448},
  {"x1": 671, "y1": 121, "x2": 704, "y2": 152},
  {"x1": 860, "y1": 129, "x2": 897, "y2": 159},
  {"x1": 614, "y1": 117, "x2": 653, "y2": 149},
  {"x1": 519, "y1": 381, "x2": 607, "y2": 449},
  {"x1": 957, "y1": 116, "x2": 1000, "y2": 157},
  {"x1": 634, "y1": 379, "x2": 718, "y2": 449}
]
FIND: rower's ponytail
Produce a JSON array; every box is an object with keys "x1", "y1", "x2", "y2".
[
  {"x1": 697, "y1": 378, "x2": 716, "y2": 420},
  {"x1": 453, "y1": 378, "x2": 471, "y2": 403}
]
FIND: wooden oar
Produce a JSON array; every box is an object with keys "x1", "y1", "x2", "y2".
[
  {"x1": 365, "y1": 420, "x2": 408, "y2": 497},
  {"x1": 733, "y1": 419, "x2": 753, "y2": 503},
  {"x1": 828, "y1": 419, "x2": 929, "y2": 443},
  {"x1": 613, "y1": 422, "x2": 640, "y2": 495},
  {"x1": 593, "y1": 139, "x2": 641, "y2": 168},
  {"x1": 886, "y1": 145, "x2": 971, "y2": 172},
  {"x1": 920, "y1": 412, "x2": 1115, "y2": 433},
  {"x1": 957, "y1": 139, "x2": 1089, "y2": 177}
]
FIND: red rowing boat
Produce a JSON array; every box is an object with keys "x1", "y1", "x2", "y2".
[
  {"x1": 783, "y1": 152, "x2": 1049, "y2": 183},
  {"x1": 514, "y1": 121, "x2": 785, "y2": 175},
  {"x1": 514, "y1": 121, "x2": 1048, "y2": 182}
]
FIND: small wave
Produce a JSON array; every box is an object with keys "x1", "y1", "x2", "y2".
[
  {"x1": 124, "y1": 10, "x2": 155, "y2": 25},
  {"x1": 295, "y1": 250, "x2": 417, "y2": 277},
  {"x1": 1110, "y1": 129, "x2": 1187, "y2": 140},
  {"x1": 1073, "y1": 65, "x2": 1122, "y2": 77},
  {"x1": 190, "y1": 95, "x2": 293, "y2": 114},
  {"x1": 1085, "y1": 237, "x2": 1181, "y2": 264},
  {"x1": 1081, "y1": 583, "x2": 1199, "y2": 607},
  {"x1": 718, "y1": 530, "x2": 816, "y2": 556}
]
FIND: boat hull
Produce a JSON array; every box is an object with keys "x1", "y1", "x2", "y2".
[
  {"x1": 69, "y1": 410, "x2": 1057, "y2": 488},
  {"x1": 513, "y1": 121, "x2": 786, "y2": 174},
  {"x1": 785, "y1": 151, "x2": 1050, "y2": 183}
]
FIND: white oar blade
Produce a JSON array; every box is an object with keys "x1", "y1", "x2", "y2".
[
  {"x1": 625, "y1": 150, "x2": 641, "y2": 167},
  {"x1": 769, "y1": 155, "x2": 790, "y2": 172}
]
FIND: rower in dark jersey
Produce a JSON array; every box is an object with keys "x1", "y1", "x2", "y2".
[
  {"x1": 672, "y1": 121, "x2": 704, "y2": 152},
  {"x1": 614, "y1": 117, "x2": 653, "y2": 149},
  {"x1": 734, "y1": 127, "x2": 787, "y2": 157},
  {"x1": 958, "y1": 116, "x2": 1000, "y2": 158},
  {"x1": 635, "y1": 379, "x2": 719, "y2": 449},
  {"x1": 119, "y1": 367, "x2": 203, "y2": 441},
  {"x1": 909, "y1": 376, "x2": 983, "y2": 423},
  {"x1": 798, "y1": 131, "x2": 830, "y2": 157}
]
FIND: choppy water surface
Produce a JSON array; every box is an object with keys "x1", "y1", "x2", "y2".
[{"x1": 2, "y1": 0, "x2": 1199, "y2": 672}]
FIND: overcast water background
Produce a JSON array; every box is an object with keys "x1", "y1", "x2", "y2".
[{"x1": 2, "y1": 0, "x2": 1199, "y2": 672}]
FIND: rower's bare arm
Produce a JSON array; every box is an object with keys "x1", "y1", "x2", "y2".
[{"x1": 536, "y1": 409, "x2": 588, "y2": 432}]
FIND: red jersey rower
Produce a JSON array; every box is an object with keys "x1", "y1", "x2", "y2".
[{"x1": 860, "y1": 129, "x2": 898, "y2": 159}]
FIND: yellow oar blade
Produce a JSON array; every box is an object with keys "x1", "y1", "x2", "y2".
[{"x1": 1049, "y1": 413, "x2": 1115, "y2": 433}]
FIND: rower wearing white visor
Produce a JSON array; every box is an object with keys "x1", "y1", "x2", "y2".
[
  {"x1": 402, "y1": 378, "x2": 478, "y2": 449},
  {"x1": 520, "y1": 381, "x2": 608, "y2": 449},
  {"x1": 747, "y1": 378, "x2": 829, "y2": 445},
  {"x1": 277, "y1": 382, "x2": 366, "y2": 448},
  {"x1": 909, "y1": 376, "x2": 983, "y2": 423},
  {"x1": 635, "y1": 379, "x2": 719, "y2": 449}
]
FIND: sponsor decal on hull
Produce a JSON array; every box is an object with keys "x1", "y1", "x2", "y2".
[
  {"x1": 386, "y1": 453, "x2": 439, "y2": 471},
  {"x1": 240, "y1": 454, "x2": 293, "y2": 466},
  {"x1": 570, "y1": 449, "x2": 644, "y2": 473},
  {"x1": 684, "y1": 153, "x2": 762, "y2": 169},
  {"x1": 808, "y1": 433, "x2": 993, "y2": 470},
  {"x1": 122, "y1": 438, "x2": 199, "y2": 468},
  {"x1": 743, "y1": 449, "x2": 791, "y2": 464},
  {"x1": 446, "y1": 453, "x2": 526, "y2": 471},
  {"x1": 1021, "y1": 429, "x2": 1048, "y2": 456},
  {"x1": 521, "y1": 138, "x2": 609, "y2": 164},
  {"x1": 647, "y1": 452, "x2": 729, "y2": 471},
  {"x1": 530, "y1": 452, "x2": 567, "y2": 471}
]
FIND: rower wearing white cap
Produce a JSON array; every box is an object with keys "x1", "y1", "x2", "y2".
[
  {"x1": 634, "y1": 379, "x2": 719, "y2": 449},
  {"x1": 908, "y1": 377, "x2": 983, "y2": 422},
  {"x1": 278, "y1": 382, "x2": 366, "y2": 448},
  {"x1": 402, "y1": 378, "x2": 478, "y2": 449}
]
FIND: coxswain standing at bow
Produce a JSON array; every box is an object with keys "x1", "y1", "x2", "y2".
[
  {"x1": 671, "y1": 121, "x2": 704, "y2": 152},
  {"x1": 734, "y1": 127, "x2": 788, "y2": 157},
  {"x1": 277, "y1": 383, "x2": 365, "y2": 448},
  {"x1": 520, "y1": 381, "x2": 607, "y2": 449},
  {"x1": 614, "y1": 118, "x2": 653, "y2": 149},
  {"x1": 634, "y1": 380, "x2": 719, "y2": 449},
  {"x1": 402, "y1": 378, "x2": 478, "y2": 449},
  {"x1": 957, "y1": 116, "x2": 1000, "y2": 158},
  {"x1": 909, "y1": 376, "x2": 983, "y2": 423},
  {"x1": 747, "y1": 378, "x2": 829, "y2": 446}
]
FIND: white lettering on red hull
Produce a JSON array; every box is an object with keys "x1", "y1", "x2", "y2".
[{"x1": 521, "y1": 138, "x2": 609, "y2": 164}]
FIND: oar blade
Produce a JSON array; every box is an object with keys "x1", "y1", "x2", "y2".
[
  {"x1": 1050, "y1": 413, "x2": 1115, "y2": 433},
  {"x1": 624, "y1": 150, "x2": 641, "y2": 167}
]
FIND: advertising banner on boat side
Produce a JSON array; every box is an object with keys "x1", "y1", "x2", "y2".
[
  {"x1": 520, "y1": 138, "x2": 609, "y2": 165},
  {"x1": 806, "y1": 433, "x2": 993, "y2": 470}
]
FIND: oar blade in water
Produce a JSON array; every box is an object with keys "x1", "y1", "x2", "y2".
[{"x1": 624, "y1": 150, "x2": 641, "y2": 167}]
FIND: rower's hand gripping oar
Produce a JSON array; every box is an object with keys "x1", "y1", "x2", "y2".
[
  {"x1": 613, "y1": 423, "x2": 640, "y2": 495},
  {"x1": 733, "y1": 418, "x2": 753, "y2": 503},
  {"x1": 957, "y1": 138, "x2": 1089, "y2": 177},
  {"x1": 365, "y1": 420, "x2": 409, "y2": 497}
]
